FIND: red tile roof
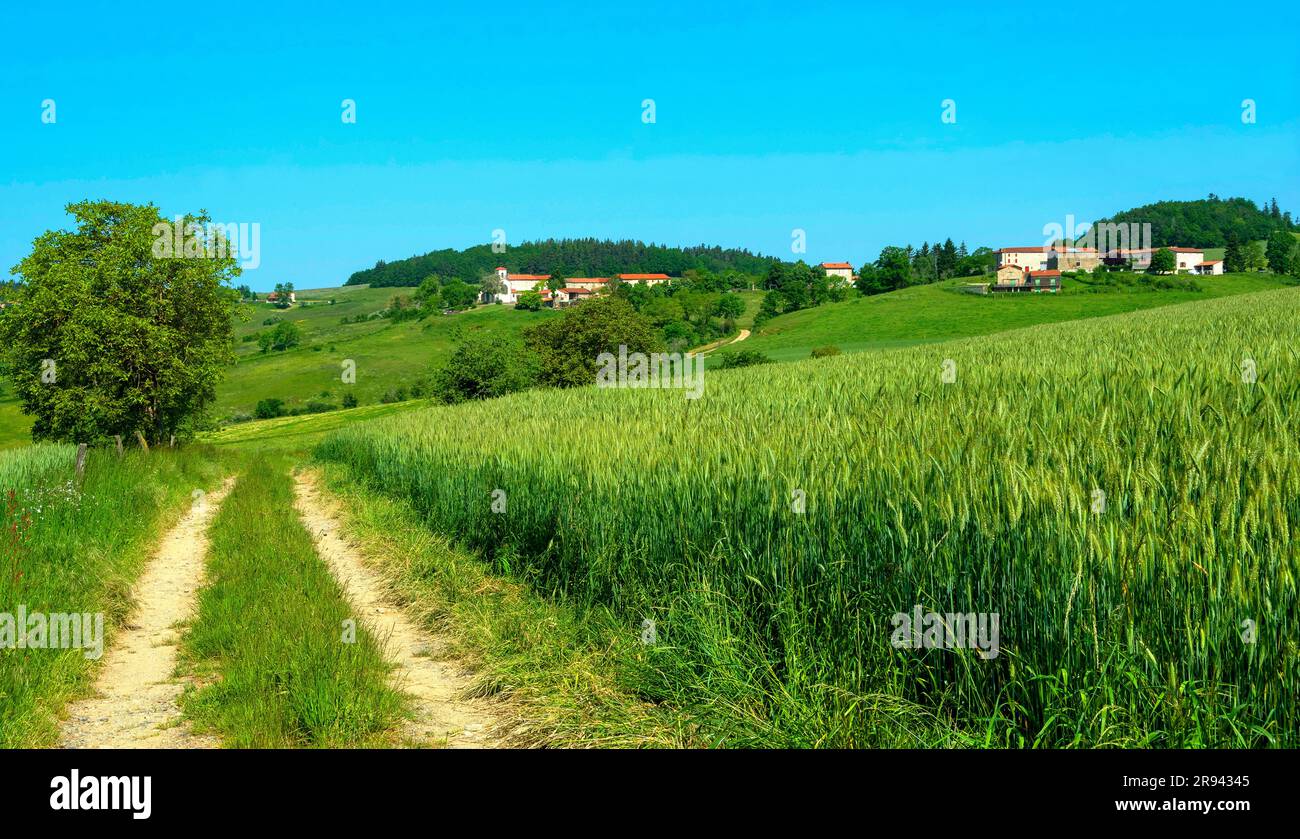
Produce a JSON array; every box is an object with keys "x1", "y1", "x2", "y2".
[
  {"x1": 1108, "y1": 247, "x2": 1203, "y2": 255},
  {"x1": 617, "y1": 273, "x2": 670, "y2": 280},
  {"x1": 998, "y1": 247, "x2": 1050, "y2": 253},
  {"x1": 508, "y1": 273, "x2": 551, "y2": 281},
  {"x1": 821, "y1": 262, "x2": 853, "y2": 269},
  {"x1": 1028, "y1": 270, "x2": 1061, "y2": 277},
  {"x1": 566, "y1": 277, "x2": 610, "y2": 283}
]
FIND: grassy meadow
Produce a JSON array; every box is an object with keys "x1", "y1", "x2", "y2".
[
  {"x1": 221, "y1": 290, "x2": 558, "y2": 419},
  {"x1": 742, "y1": 272, "x2": 1292, "y2": 362},
  {"x1": 0, "y1": 394, "x2": 35, "y2": 451},
  {"x1": 316, "y1": 287, "x2": 1300, "y2": 747},
  {"x1": 0, "y1": 445, "x2": 226, "y2": 747},
  {"x1": 204, "y1": 401, "x2": 428, "y2": 452}
]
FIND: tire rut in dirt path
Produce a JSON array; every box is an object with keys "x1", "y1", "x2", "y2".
[
  {"x1": 60, "y1": 476, "x2": 237, "y2": 749},
  {"x1": 291, "y1": 469, "x2": 501, "y2": 748}
]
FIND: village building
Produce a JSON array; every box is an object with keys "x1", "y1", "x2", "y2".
[
  {"x1": 997, "y1": 247, "x2": 1052, "y2": 271},
  {"x1": 1001, "y1": 243, "x2": 1214, "y2": 276},
  {"x1": 555, "y1": 287, "x2": 595, "y2": 306},
  {"x1": 565, "y1": 277, "x2": 611, "y2": 291},
  {"x1": 995, "y1": 263, "x2": 1026, "y2": 284},
  {"x1": 1049, "y1": 245, "x2": 1102, "y2": 271},
  {"x1": 998, "y1": 246, "x2": 1100, "y2": 272},
  {"x1": 991, "y1": 264, "x2": 1061, "y2": 293},
  {"x1": 617, "y1": 273, "x2": 672, "y2": 286},
  {"x1": 487, "y1": 267, "x2": 552, "y2": 303},
  {"x1": 487, "y1": 267, "x2": 677, "y2": 304},
  {"x1": 821, "y1": 262, "x2": 856, "y2": 284},
  {"x1": 1103, "y1": 247, "x2": 1205, "y2": 273}
]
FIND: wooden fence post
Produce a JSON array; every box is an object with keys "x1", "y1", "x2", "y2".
[
  {"x1": 114, "y1": 435, "x2": 123, "y2": 456},
  {"x1": 169, "y1": 434, "x2": 176, "y2": 448},
  {"x1": 135, "y1": 430, "x2": 150, "y2": 453},
  {"x1": 75, "y1": 444, "x2": 88, "y2": 479}
]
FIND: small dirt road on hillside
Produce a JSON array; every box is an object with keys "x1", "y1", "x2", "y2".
[{"x1": 61, "y1": 477, "x2": 236, "y2": 749}]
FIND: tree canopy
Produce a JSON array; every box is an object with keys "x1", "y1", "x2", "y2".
[
  {"x1": 346, "y1": 238, "x2": 781, "y2": 288},
  {"x1": 1085, "y1": 196, "x2": 1295, "y2": 250},
  {"x1": 0, "y1": 200, "x2": 239, "y2": 444},
  {"x1": 523, "y1": 297, "x2": 662, "y2": 389},
  {"x1": 1265, "y1": 231, "x2": 1297, "y2": 274}
]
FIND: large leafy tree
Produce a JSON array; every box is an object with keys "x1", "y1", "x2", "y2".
[
  {"x1": 413, "y1": 275, "x2": 444, "y2": 310},
  {"x1": 1265, "y1": 230, "x2": 1295, "y2": 275},
  {"x1": 0, "y1": 200, "x2": 239, "y2": 444},
  {"x1": 440, "y1": 279, "x2": 480, "y2": 310},
  {"x1": 523, "y1": 296, "x2": 662, "y2": 388},
  {"x1": 1242, "y1": 240, "x2": 1268, "y2": 272},
  {"x1": 433, "y1": 332, "x2": 539, "y2": 404}
]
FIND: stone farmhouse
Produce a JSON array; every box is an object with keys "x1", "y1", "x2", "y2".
[{"x1": 992, "y1": 243, "x2": 1223, "y2": 293}]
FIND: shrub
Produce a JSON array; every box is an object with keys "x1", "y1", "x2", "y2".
[
  {"x1": 516, "y1": 291, "x2": 543, "y2": 311},
  {"x1": 341, "y1": 392, "x2": 358, "y2": 409},
  {"x1": 810, "y1": 345, "x2": 842, "y2": 359},
  {"x1": 258, "y1": 320, "x2": 302, "y2": 353},
  {"x1": 254, "y1": 398, "x2": 286, "y2": 419},
  {"x1": 717, "y1": 349, "x2": 774, "y2": 369},
  {"x1": 434, "y1": 333, "x2": 540, "y2": 404}
]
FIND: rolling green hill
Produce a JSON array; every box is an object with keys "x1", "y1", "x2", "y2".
[
  {"x1": 1, "y1": 272, "x2": 1292, "y2": 449},
  {"x1": 740, "y1": 272, "x2": 1292, "y2": 362},
  {"x1": 222, "y1": 292, "x2": 559, "y2": 418}
]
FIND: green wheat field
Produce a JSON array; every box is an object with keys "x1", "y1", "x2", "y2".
[{"x1": 316, "y1": 288, "x2": 1300, "y2": 748}]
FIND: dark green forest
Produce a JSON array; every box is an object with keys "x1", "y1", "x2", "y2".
[
  {"x1": 346, "y1": 238, "x2": 782, "y2": 287},
  {"x1": 1084, "y1": 196, "x2": 1295, "y2": 249}
]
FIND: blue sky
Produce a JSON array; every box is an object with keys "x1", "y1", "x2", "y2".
[{"x1": 2, "y1": 0, "x2": 1297, "y2": 291}]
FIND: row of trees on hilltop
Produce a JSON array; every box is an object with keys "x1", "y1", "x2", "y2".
[
  {"x1": 346, "y1": 238, "x2": 782, "y2": 288},
  {"x1": 1085, "y1": 196, "x2": 1295, "y2": 250},
  {"x1": 855, "y1": 241, "x2": 996, "y2": 296}
]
